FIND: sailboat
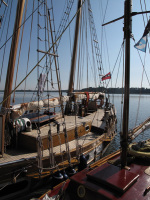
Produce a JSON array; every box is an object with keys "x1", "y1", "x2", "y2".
[
  {"x1": 39, "y1": 0, "x2": 150, "y2": 199},
  {"x1": 0, "y1": 0, "x2": 117, "y2": 199}
]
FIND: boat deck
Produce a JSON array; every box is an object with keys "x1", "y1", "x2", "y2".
[
  {"x1": 64, "y1": 154, "x2": 150, "y2": 200},
  {"x1": 23, "y1": 109, "x2": 105, "y2": 138},
  {"x1": 0, "y1": 109, "x2": 109, "y2": 165},
  {"x1": 0, "y1": 131, "x2": 104, "y2": 165}
]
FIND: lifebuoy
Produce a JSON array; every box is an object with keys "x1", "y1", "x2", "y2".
[{"x1": 128, "y1": 139, "x2": 150, "y2": 159}]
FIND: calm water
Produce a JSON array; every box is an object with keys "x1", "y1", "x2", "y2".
[
  {"x1": 105, "y1": 94, "x2": 150, "y2": 155},
  {"x1": 0, "y1": 92, "x2": 150, "y2": 155}
]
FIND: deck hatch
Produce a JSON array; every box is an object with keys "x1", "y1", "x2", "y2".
[{"x1": 86, "y1": 163, "x2": 139, "y2": 194}]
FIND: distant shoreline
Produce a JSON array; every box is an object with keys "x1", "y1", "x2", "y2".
[
  {"x1": 0, "y1": 90, "x2": 67, "y2": 93},
  {"x1": 0, "y1": 87, "x2": 150, "y2": 95}
]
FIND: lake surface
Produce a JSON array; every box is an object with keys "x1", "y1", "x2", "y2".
[
  {"x1": 105, "y1": 94, "x2": 150, "y2": 155},
  {"x1": 0, "y1": 92, "x2": 150, "y2": 155}
]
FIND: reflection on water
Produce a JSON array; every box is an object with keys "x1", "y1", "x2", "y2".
[{"x1": 0, "y1": 92, "x2": 150, "y2": 155}]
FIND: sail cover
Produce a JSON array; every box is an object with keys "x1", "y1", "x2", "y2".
[{"x1": 38, "y1": 73, "x2": 46, "y2": 93}]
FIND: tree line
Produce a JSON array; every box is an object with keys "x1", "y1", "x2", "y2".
[
  {"x1": 80, "y1": 87, "x2": 150, "y2": 94},
  {"x1": 0, "y1": 87, "x2": 150, "y2": 94}
]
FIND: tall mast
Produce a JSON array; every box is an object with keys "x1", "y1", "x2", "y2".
[
  {"x1": 68, "y1": 0, "x2": 82, "y2": 94},
  {"x1": 2, "y1": 0, "x2": 25, "y2": 110},
  {"x1": 121, "y1": 0, "x2": 132, "y2": 168}
]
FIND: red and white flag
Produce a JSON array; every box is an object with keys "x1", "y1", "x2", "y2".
[{"x1": 102, "y1": 72, "x2": 111, "y2": 81}]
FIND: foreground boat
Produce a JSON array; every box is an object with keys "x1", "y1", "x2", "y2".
[
  {"x1": 39, "y1": 0, "x2": 150, "y2": 199},
  {"x1": 39, "y1": 128, "x2": 150, "y2": 199},
  {"x1": 0, "y1": 0, "x2": 116, "y2": 199},
  {"x1": 40, "y1": 148, "x2": 150, "y2": 200}
]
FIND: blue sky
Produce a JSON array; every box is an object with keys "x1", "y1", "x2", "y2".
[{"x1": 0, "y1": 0, "x2": 150, "y2": 91}]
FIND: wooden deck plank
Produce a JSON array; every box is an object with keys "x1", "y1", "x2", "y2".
[
  {"x1": 18, "y1": 109, "x2": 106, "y2": 151},
  {"x1": 0, "y1": 131, "x2": 103, "y2": 164},
  {"x1": 0, "y1": 109, "x2": 108, "y2": 165},
  {"x1": 22, "y1": 109, "x2": 105, "y2": 138}
]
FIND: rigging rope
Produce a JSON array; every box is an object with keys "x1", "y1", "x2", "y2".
[
  {"x1": 88, "y1": 18, "x2": 97, "y2": 87},
  {"x1": 0, "y1": 0, "x2": 12, "y2": 82},
  {"x1": 134, "y1": 42, "x2": 150, "y2": 86},
  {"x1": 133, "y1": 9, "x2": 150, "y2": 127},
  {"x1": 114, "y1": 44, "x2": 123, "y2": 88},
  {"x1": 56, "y1": 0, "x2": 74, "y2": 45},
  {"x1": 135, "y1": 54, "x2": 146, "y2": 127},
  {"x1": 74, "y1": 2, "x2": 106, "y2": 148},
  {"x1": 120, "y1": 41, "x2": 125, "y2": 132},
  {"x1": 0, "y1": 0, "x2": 86, "y2": 106},
  {"x1": 44, "y1": 0, "x2": 54, "y2": 167},
  {"x1": 48, "y1": 9, "x2": 64, "y2": 117},
  {"x1": 0, "y1": 0, "x2": 8, "y2": 43},
  {"x1": 31, "y1": 0, "x2": 74, "y2": 97},
  {"x1": 127, "y1": 0, "x2": 150, "y2": 130},
  {"x1": 37, "y1": 0, "x2": 43, "y2": 174},
  {"x1": 23, "y1": 0, "x2": 35, "y2": 102},
  {"x1": 105, "y1": 42, "x2": 124, "y2": 89},
  {"x1": 140, "y1": 0, "x2": 150, "y2": 54},
  {"x1": 102, "y1": 0, "x2": 109, "y2": 25},
  {"x1": 88, "y1": 0, "x2": 103, "y2": 86},
  {"x1": 76, "y1": 9, "x2": 83, "y2": 90},
  {"x1": 68, "y1": 7, "x2": 72, "y2": 55},
  {"x1": 0, "y1": 0, "x2": 45, "y2": 51},
  {"x1": 99, "y1": 0, "x2": 113, "y2": 92},
  {"x1": 43, "y1": 0, "x2": 75, "y2": 87},
  {"x1": 85, "y1": 6, "x2": 89, "y2": 89},
  {"x1": 49, "y1": 3, "x2": 73, "y2": 167},
  {"x1": 103, "y1": 27, "x2": 112, "y2": 87}
]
